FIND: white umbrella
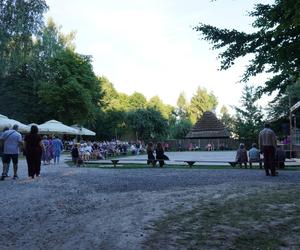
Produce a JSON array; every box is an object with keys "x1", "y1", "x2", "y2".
[
  {"x1": 8, "y1": 119, "x2": 30, "y2": 132},
  {"x1": 0, "y1": 114, "x2": 11, "y2": 130},
  {"x1": 71, "y1": 125, "x2": 96, "y2": 136},
  {"x1": 0, "y1": 114, "x2": 29, "y2": 132},
  {"x1": 38, "y1": 120, "x2": 79, "y2": 135}
]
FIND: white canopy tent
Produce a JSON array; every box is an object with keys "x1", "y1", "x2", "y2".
[
  {"x1": 71, "y1": 125, "x2": 96, "y2": 136},
  {"x1": 0, "y1": 114, "x2": 29, "y2": 132},
  {"x1": 38, "y1": 120, "x2": 79, "y2": 135}
]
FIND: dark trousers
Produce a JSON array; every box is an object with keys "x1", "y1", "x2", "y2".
[
  {"x1": 262, "y1": 146, "x2": 276, "y2": 176},
  {"x1": 26, "y1": 153, "x2": 42, "y2": 177}
]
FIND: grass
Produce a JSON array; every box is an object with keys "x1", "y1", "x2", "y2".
[
  {"x1": 143, "y1": 184, "x2": 300, "y2": 249},
  {"x1": 65, "y1": 160, "x2": 300, "y2": 171}
]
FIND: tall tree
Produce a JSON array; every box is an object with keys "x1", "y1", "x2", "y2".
[
  {"x1": 128, "y1": 92, "x2": 147, "y2": 110},
  {"x1": 148, "y1": 96, "x2": 174, "y2": 120},
  {"x1": 176, "y1": 91, "x2": 189, "y2": 120},
  {"x1": 194, "y1": 0, "x2": 300, "y2": 96},
  {"x1": 38, "y1": 49, "x2": 101, "y2": 125},
  {"x1": 220, "y1": 105, "x2": 235, "y2": 137},
  {"x1": 189, "y1": 87, "x2": 218, "y2": 124},
  {"x1": 0, "y1": 0, "x2": 48, "y2": 77},
  {"x1": 234, "y1": 85, "x2": 263, "y2": 140}
]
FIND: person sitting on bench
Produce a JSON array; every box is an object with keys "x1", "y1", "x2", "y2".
[
  {"x1": 234, "y1": 143, "x2": 248, "y2": 168},
  {"x1": 248, "y1": 143, "x2": 262, "y2": 169}
]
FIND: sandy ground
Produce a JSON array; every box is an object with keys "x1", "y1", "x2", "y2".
[{"x1": 1, "y1": 152, "x2": 300, "y2": 250}]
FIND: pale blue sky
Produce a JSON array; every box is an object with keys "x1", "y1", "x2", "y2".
[{"x1": 45, "y1": 0, "x2": 274, "y2": 113}]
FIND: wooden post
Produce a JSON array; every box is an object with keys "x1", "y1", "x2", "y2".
[{"x1": 289, "y1": 94, "x2": 293, "y2": 158}]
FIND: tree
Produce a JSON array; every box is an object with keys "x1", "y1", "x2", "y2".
[
  {"x1": 128, "y1": 92, "x2": 147, "y2": 110},
  {"x1": 168, "y1": 119, "x2": 192, "y2": 139},
  {"x1": 148, "y1": 96, "x2": 174, "y2": 120},
  {"x1": 219, "y1": 105, "x2": 235, "y2": 137},
  {"x1": 267, "y1": 80, "x2": 300, "y2": 120},
  {"x1": 0, "y1": 0, "x2": 48, "y2": 77},
  {"x1": 126, "y1": 108, "x2": 168, "y2": 141},
  {"x1": 176, "y1": 91, "x2": 189, "y2": 120},
  {"x1": 194, "y1": 0, "x2": 300, "y2": 96},
  {"x1": 234, "y1": 85, "x2": 263, "y2": 140},
  {"x1": 189, "y1": 87, "x2": 218, "y2": 124},
  {"x1": 38, "y1": 49, "x2": 101, "y2": 125}
]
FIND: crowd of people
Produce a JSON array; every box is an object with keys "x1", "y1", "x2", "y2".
[
  {"x1": 0, "y1": 124, "x2": 65, "y2": 180},
  {"x1": 69, "y1": 140, "x2": 146, "y2": 166},
  {"x1": 0, "y1": 122, "x2": 287, "y2": 179}
]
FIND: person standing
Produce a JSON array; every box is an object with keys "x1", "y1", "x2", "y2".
[
  {"x1": 41, "y1": 135, "x2": 50, "y2": 164},
  {"x1": 156, "y1": 142, "x2": 167, "y2": 167},
  {"x1": 259, "y1": 123, "x2": 277, "y2": 176},
  {"x1": 24, "y1": 125, "x2": 43, "y2": 178},
  {"x1": 0, "y1": 127, "x2": 9, "y2": 177},
  {"x1": 0, "y1": 124, "x2": 23, "y2": 180},
  {"x1": 52, "y1": 136, "x2": 63, "y2": 164},
  {"x1": 146, "y1": 142, "x2": 155, "y2": 166}
]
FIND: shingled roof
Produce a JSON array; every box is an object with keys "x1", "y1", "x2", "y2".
[{"x1": 185, "y1": 111, "x2": 230, "y2": 139}]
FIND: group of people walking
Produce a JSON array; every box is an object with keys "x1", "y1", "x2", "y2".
[{"x1": 0, "y1": 124, "x2": 63, "y2": 180}]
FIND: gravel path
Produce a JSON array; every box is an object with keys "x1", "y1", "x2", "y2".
[{"x1": 1, "y1": 154, "x2": 300, "y2": 249}]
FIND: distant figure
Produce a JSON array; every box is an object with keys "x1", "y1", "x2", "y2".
[
  {"x1": 206, "y1": 143, "x2": 212, "y2": 151},
  {"x1": 0, "y1": 127, "x2": 9, "y2": 177},
  {"x1": 275, "y1": 146, "x2": 286, "y2": 169},
  {"x1": 259, "y1": 123, "x2": 277, "y2": 176},
  {"x1": 156, "y1": 142, "x2": 169, "y2": 167},
  {"x1": 235, "y1": 143, "x2": 248, "y2": 168},
  {"x1": 248, "y1": 143, "x2": 262, "y2": 169},
  {"x1": 0, "y1": 124, "x2": 23, "y2": 180},
  {"x1": 71, "y1": 144, "x2": 80, "y2": 166},
  {"x1": 52, "y1": 136, "x2": 64, "y2": 164},
  {"x1": 24, "y1": 125, "x2": 43, "y2": 178},
  {"x1": 41, "y1": 135, "x2": 50, "y2": 164},
  {"x1": 146, "y1": 142, "x2": 156, "y2": 166}
]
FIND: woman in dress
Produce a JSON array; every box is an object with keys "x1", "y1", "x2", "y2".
[{"x1": 24, "y1": 125, "x2": 44, "y2": 178}]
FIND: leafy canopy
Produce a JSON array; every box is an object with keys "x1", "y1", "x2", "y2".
[{"x1": 194, "y1": 0, "x2": 300, "y2": 95}]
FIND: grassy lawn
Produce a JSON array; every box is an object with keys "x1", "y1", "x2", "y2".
[
  {"x1": 143, "y1": 184, "x2": 300, "y2": 249},
  {"x1": 65, "y1": 160, "x2": 300, "y2": 171}
]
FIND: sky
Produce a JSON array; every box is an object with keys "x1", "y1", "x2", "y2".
[{"x1": 45, "y1": 0, "x2": 274, "y2": 114}]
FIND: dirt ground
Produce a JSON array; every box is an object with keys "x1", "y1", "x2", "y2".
[{"x1": 1, "y1": 154, "x2": 300, "y2": 249}]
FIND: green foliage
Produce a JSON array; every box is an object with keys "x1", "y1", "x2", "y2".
[
  {"x1": 234, "y1": 85, "x2": 264, "y2": 140},
  {"x1": 168, "y1": 118, "x2": 192, "y2": 139},
  {"x1": 0, "y1": 0, "x2": 48, "y2": 77},
  {"x1": 128, "y1": 92, "x2": 147, "y2": 110},
  {"x1": 220, "y1": 105, "x2": 235, "y2": 137},
  {"x1": 194, "y1": 0, "x2": 300, "y2": 96},
  {"x1": 126, "y1": 108, "x2": 168, "y2": 141},
  {"x1": 148, "y1": 96, "x2": 174, "y2": 120},
  {"x1": 176, "y1": 91, "x2": 189, "y2": 120},
  {"x1": 267, "y1": 80, "x2": 300, "y2": 120},
  {"x1": 38, "y1": 49, "x2": 101, "y2": 125},
  {"x1": 189, "y1": 87, "x2": 218, "y2": 124}
]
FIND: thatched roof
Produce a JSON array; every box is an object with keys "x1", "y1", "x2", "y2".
[{"x1": 185, "y1": 111, "x2": 230, "y2": 139}]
